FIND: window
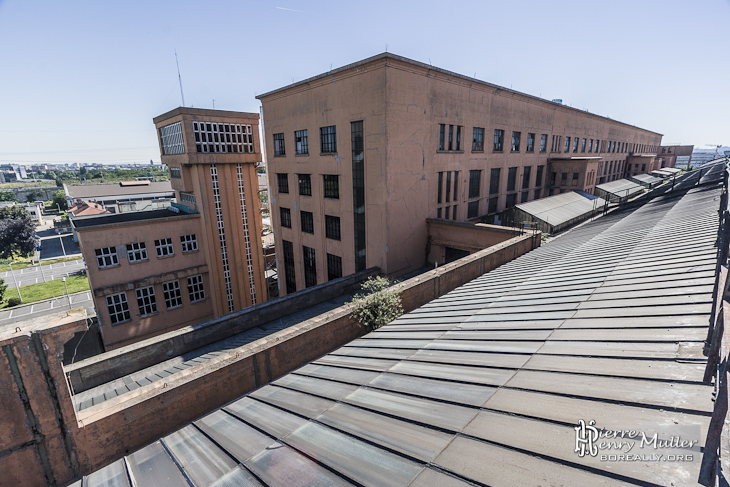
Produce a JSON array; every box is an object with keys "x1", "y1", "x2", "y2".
[
  {"x1": 135, "y1": 286, "x2": 157, "y2": 316},
  {"x1": 437, "y1": 172, "x2": 443, "y2": 203},
  {"x1": 162, "y1": 280, "x2": 182, "y2": 309},
  {"x1": 323, "y1": 175, "x2": 339, "y2": 199},
  {"x1": 572, "y1": 172, "x2": 579, "y2": 186},
  {"x1": 439, "y1": 124, "x2": 445, "y2": 151},
  {"x1": 283, "y1": 240, "x2": 296, "y2": 294},
  {"x1": 573, "y1": 137, "x2": 579, "y2": 152},
  {"x1": 452, "y1": 206, "x2": 457, "y2": 219},
  {"x1": 273, "y1": 133, "x2": 285, "y2": 156},
  {"x1": 300, "y1": 211, "x2": 314, "y2": 233},
  {"x1": 180, "y1": 234, "x2": 198, "y2": 253},
  {"x1": 521, "y1": 191, "x2": 529, "y2": 203},
  {"x1": 490, "y1": 168, "x2": 501, "y2": 195},
  {"x1": 280, "y1": 207, "x2": 292, "y2": 228},
  {"x1": 192, "y1": 121, "x2": 253, "y2": 154},
  {"x1": 320, "y1": 126, "x2": 337, "y2": 153},
  {"x1": 522, "y1": 166, "x2": 531, "y2": 189},
  {"x1": 160, "y1": 122, "x2": 185, "y2": 155},
  {"x1": 303, "y1": 246, "x2": 317, "y2": 288},
  {"x1": 180, "y1": 192, "x2": 196, "y2": 204},
  {"x1": 325, "y1": 215, "x2": 341, "y2": 240},
  {"x1": 494, "y1": 129, "x2": 504, "y2": 151},
  {"x1": 467, "y1": 201, "x2": 479, "y2": 219},
  {"x1": 526, "y1": 133, "x2": 535, "y2": 152},
  {"x1": 455, "y1": 126, "x2": 462, "y2": 151},
  {"x1": 95, "y1": 247, "x2": 118, "y2": 268},
  {"x1": 588, "y1": 139, "x2": 593, "y2": 153},
  {"x1": 187, "y1": 274, "x2": 205, "y2": 303},
  {"x1": 446, "y1": 171, "x2": 452, "y2": 203},
  {"x1": 564, "y1": 137, "x2": 571, "y2": 153},
  {"x1": 352, "y1": 121, "x2": 366, "y2": 272},
  {"x1": 154, "y1": 238, "x2": 174, "y2": 258},
  {"x1": 106, "y1": 292, "x2": 131, "y2": 325},
  {"x1": 550, "y1": 172, "x2": 557, "y2": 186},
  {"x1": 536, "y1": 165, "x2": 544, "y2": 187},
  {"x1": 506, "y1": 193, "x2": 517, "y2": 208},
  {"x1": 472, "y1": 127, "x2": 484, "y2": 151},
  {"x1": 641, "y1": 164, "x2": 646, "y2": 172},
  {"x1": 540, "y1": 134, "x2": 548, "y2": 153},
  {"x1": 507, "y1": 167, "x2": 517, "y2": 192},
  {"x1": 511, "y1": 132, "x2": 521, "y2": 152},
  {"x1": 295, "y1": 130, "x2": 308, "y2": 155},
  {"x1": 488, "y1": 197, "x2": 498, "y2": 214},
  {"x1": 581, "y1": 138, "x2": 586, "y2": 152},
  {"x1": 126, "y1": 242, "x2": 148, "y2": 263},
  {"x1": 298, "y1": 174, "x2": 312, "y2": 196},
  {"x1": 561, "y1": 172, "x2": 568, "y2": 185},
  {"x1": 468, "y1": 170, "x2": 481, "y2": 199},
  {"x1": 437, "y1": 208, "x2": 442, "y2": 218},
  {"x1": 448, "y1": 125, "x2": 453, "y2": 150},
  {"x1": 277, "y1": 173, "x2": 289, "y2": 194},
  {"x1": 595, "y1": 140, "x2": 600, "y2": 153},
  {"x1": 327, "y1": 254, "x2": 342, "y2": 281},
  {"x1": 170, "y1": 167, "x2": 181, "y2": 178},
  {"x1": 533, "y1": 188, "x2": 541, "y2": 200}
]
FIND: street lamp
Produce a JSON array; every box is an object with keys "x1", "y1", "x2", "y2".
[
  {"x1": 62, "y1": 277, "x2": 71, "y2": 309},
  {"x1": 8, "y1": 263, "x2": 21, "y2": 302}
]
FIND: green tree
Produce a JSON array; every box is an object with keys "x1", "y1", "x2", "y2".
[
  {"x1": 26, "y1": 191, "x2": 39, "y2": 203},
  {"x1": 0, "y1": 206, "x2": 31, "y2": 220},
  {"x1": 348, "y1": 276, "x2": 404, "y2": 331},
  {"x1": 0, "y1": 278, "x2": 7, "y2": 303},
  {"x1": 0, "y1": 219, "x2": 38, "y2": 259},
  {"x1": 0, "y1": 191, "x2": 17, "y2": 202},
  {"x1": 52, "y1": 189, "x2": 68, "y2": 210}
]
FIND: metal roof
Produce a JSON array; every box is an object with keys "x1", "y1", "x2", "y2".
[
  {"x1": 65, "y1": 181, "x2": 173, "y2": 199},
  {"x1": 72, "y1": 208, "x2": 195, "y2": 229},
  {"x1": 630, "y1": 173, "x2": 664, "y2": 185},
  {"x1": 75, "y1": 182, "x2": 722, "y2": 486},
  {"x1": 595, "y1": 178, "x2": 644, "y2": 197},
  {"x1": 662, "y1": 167, "x2": 682, "y2": 174},
  {"x1": 514, "y1": 191, "x2": 605, "y2": 228}
]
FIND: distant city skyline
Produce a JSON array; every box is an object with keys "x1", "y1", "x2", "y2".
[{"x1": 0, "y1": 0, "x2": 727, "y2": 165}]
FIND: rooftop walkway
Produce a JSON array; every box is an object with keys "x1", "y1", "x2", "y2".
[{"x1": 74, "y1": 183, "x2": 721, "y2": 487}]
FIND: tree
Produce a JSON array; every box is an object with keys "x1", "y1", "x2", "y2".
[
  {"x1": 0, "y1": 218, "x2": 38, "y2": 259},
  {"x1": 26, "y1": 191, "x2": 39, "y2": 203},
  {"x1": 0, "y1": 206, "x2": 31, "y2": 220},
  {"x1": 348, "y1": 276, "x2": 404, "y2": 331},
  {"x1": 0, "y1": 278, "x2": 7, "y2": 303},
  {"x1": 52, "y1": 189, "x2": 68, "y2": 210}
]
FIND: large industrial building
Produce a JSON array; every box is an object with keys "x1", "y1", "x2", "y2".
[
  {"x1": 258, "y1": 53, "x2": 663, "y2": 295},
  {"x1": 74, "y1": 108, "x2": 267, "y2": 349}
]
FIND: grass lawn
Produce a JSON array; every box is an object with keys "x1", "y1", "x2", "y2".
[
  {"x1": 0, "y1": 256, "x2": 82, "y2": 273},
  {"x1": 0, "y1": 181, "x2": 56, "y2": 189},
  {"x1": 2, "y1": 275, "x2": 90, "y2": 308}
]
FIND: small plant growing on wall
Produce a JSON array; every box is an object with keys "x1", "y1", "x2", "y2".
[{"x1": 349, "y1": 276, "x2": 404, "y2": 331}]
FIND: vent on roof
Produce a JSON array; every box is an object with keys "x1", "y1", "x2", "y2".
[
  {"x1": 119, "y1": 180, "x2": 151, "y2": 187},
  {"x1": 552, "y1": 99, "x2": 563, "y2": 104}
]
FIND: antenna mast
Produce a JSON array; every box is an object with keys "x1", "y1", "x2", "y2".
[{"x1": 175, "y1": 50, "x2": 185, "y2": 107}]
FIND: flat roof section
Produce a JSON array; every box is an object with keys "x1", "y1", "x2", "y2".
[
  {"x1": 75, "y1": 180, "x2": 723, "y2": 486},
  {"x1": 72, "y1": 208, "x2": 196, "y2": 229},
  {"x1": 65, "y1": 181, "x2": 173, "y2": 199},
  {"x1": 514, "y1": 191, "x2": 605, "y2": 229},
  {"x1": 595, "y1": 178, "x2": 645, "y2": 198}
]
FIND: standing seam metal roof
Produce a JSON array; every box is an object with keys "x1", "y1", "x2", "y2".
[{"x1": 75, "y1": 176, "x2": 723, "y2": 487}]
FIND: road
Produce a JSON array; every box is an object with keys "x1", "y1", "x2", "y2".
[
  {"x1": 0, "y1": 290, "x2": 96, "y2": 329},
  {"x1": 1, "y1": 258, "x2": 86, "y2": 288}
]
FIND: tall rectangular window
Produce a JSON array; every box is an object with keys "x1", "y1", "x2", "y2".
[
  {"x1": 298, "y1": 174, "x2": 312, "y2": 196},
  {"x1": 95, "y1": 247, "x2": 118, "y2": 269},
  {"x1": 573, "y1": 137, "x2": 579, "y2": 152},
  {"x1": 162, "y1": 280, "x2": 182, "y2": 309},
  {"x1": 581, "y1": 138, "x2": 587, "y2": 152},
  {"x1": 522, "y1": 166, "x2": 531, "y2": 189},
  {"x1": 564, "y1": 137, "x2": 571, "y2": 153},
  {"x1": 588, "y1": 139, "x2": 593, "y2": 153},
  {"x1": 595, "y1": 139, "x2": 600, "y2": 153},
  {"x1": 135, "y1": 286, "x2": 157, "y2": 316},
  {"x1": 572, "y1": 172, "x2": 579, "y2": 186},
  {"x1": 561, "y1": 172, "x2": 568, "y2": 185},
  {"x1": 455, "y1": 126, "x2": 462, "y2": 151},
  {"x1": 170, "y1": 167, "x2": 181, "y2": 178},
  {"x1": 472, "y1": 127, "x2": 484, "y2": 152},
  {"x1": 493, "y1": 129, "x2": 504, "y2": 151},
  {"x1": 437, "y1": 172, "x2": 443, "y2": 204},
  {"x1": 448, "y1": 125, "x2": 453, "y2": 150},
  {"x1": 106, "y1": 292, "x2": 131, "y2": 325},
  {"x1": 187, "y1": 274, "x2": 205, "y2": 303},
  {"x1": 534, "y1": 188, "x2": 541, "y2": 200},
  {"x1": 467, "y1": 201, "x2": 479, "y2": 219},
  {"x1": 506, "y1": 193, "x2": 517, "y2": 208},
  {"x1": 490, "y1": 168, "x2": 501, "y2": 195},
  {"x1": 507, "y1": 167, "x2": 517, "y2": 192},
  {"x1": 550, "y1": 172, "x2": 557, "y2": 185},
  {"x1": 300, "y1": 211, "x2": 314, "y2": 233},
  {"x1": 320, "y1": 126, "x2": 337, "y2": 153},
  {"x1": 280, "y1": 207, "x2": 291, "y2": 228},
  {"x1": 325, "y1": 215, "x2": 341, "y2": 240},
  {"x1": 273, "y1": 133, "x2": 285, "y2": 156},
  {"x1": 468, "y1": 170, "x2": 481, "y2": 199},
  {"x1": 488, "y1": 197, "x2": 498, "y2": 214},
  {"x1": 351, "y1": 121, "x2": 366, "y2": 272},
  {"x1": 536, "y1": 165, "x2": 544, "y2": 187},
  {"x1": 445, "y1": 171, "x2": 452, "y2": 203},
  {"x1": 303, "y1": 246, "x2": 317, "y2": 288},
  {"x1": 511, "y1": 131, "x2": 521, "y2": 152},
  {"x1": 159, "y1": 122, "x2": 184, "y2": 155},
  {"x1": 283, "y1": 240, "x2": 296, "y2": 294},
  {"x1": 323, "y1": 175, "x2": 339, "y2": 199},
  {"x1": 438, "y1": 124, "x2": 445, "y2": 151},
  {"x1": 526, "y1": 133, "x2": 535, "y2": 152},
  {"x1": 277, "y1": 173, "x2": 289, "y2": 194},
  {"x1": 295, "y1": 129, "x2": 308, "y2": 155},
  {"x1": 327, "y1": 254, "x2": 342, "y2": 281},
  {"x1": 540, "y1": 134, "x2": 548, "y2": 152},
  {"x1": 521, "y1": 191, "x2": 529, "y2": 203}
]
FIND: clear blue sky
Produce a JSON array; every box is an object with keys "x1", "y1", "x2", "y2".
[{"x1": 0, "y1": 0, "x2": 728, "y2": 165}]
